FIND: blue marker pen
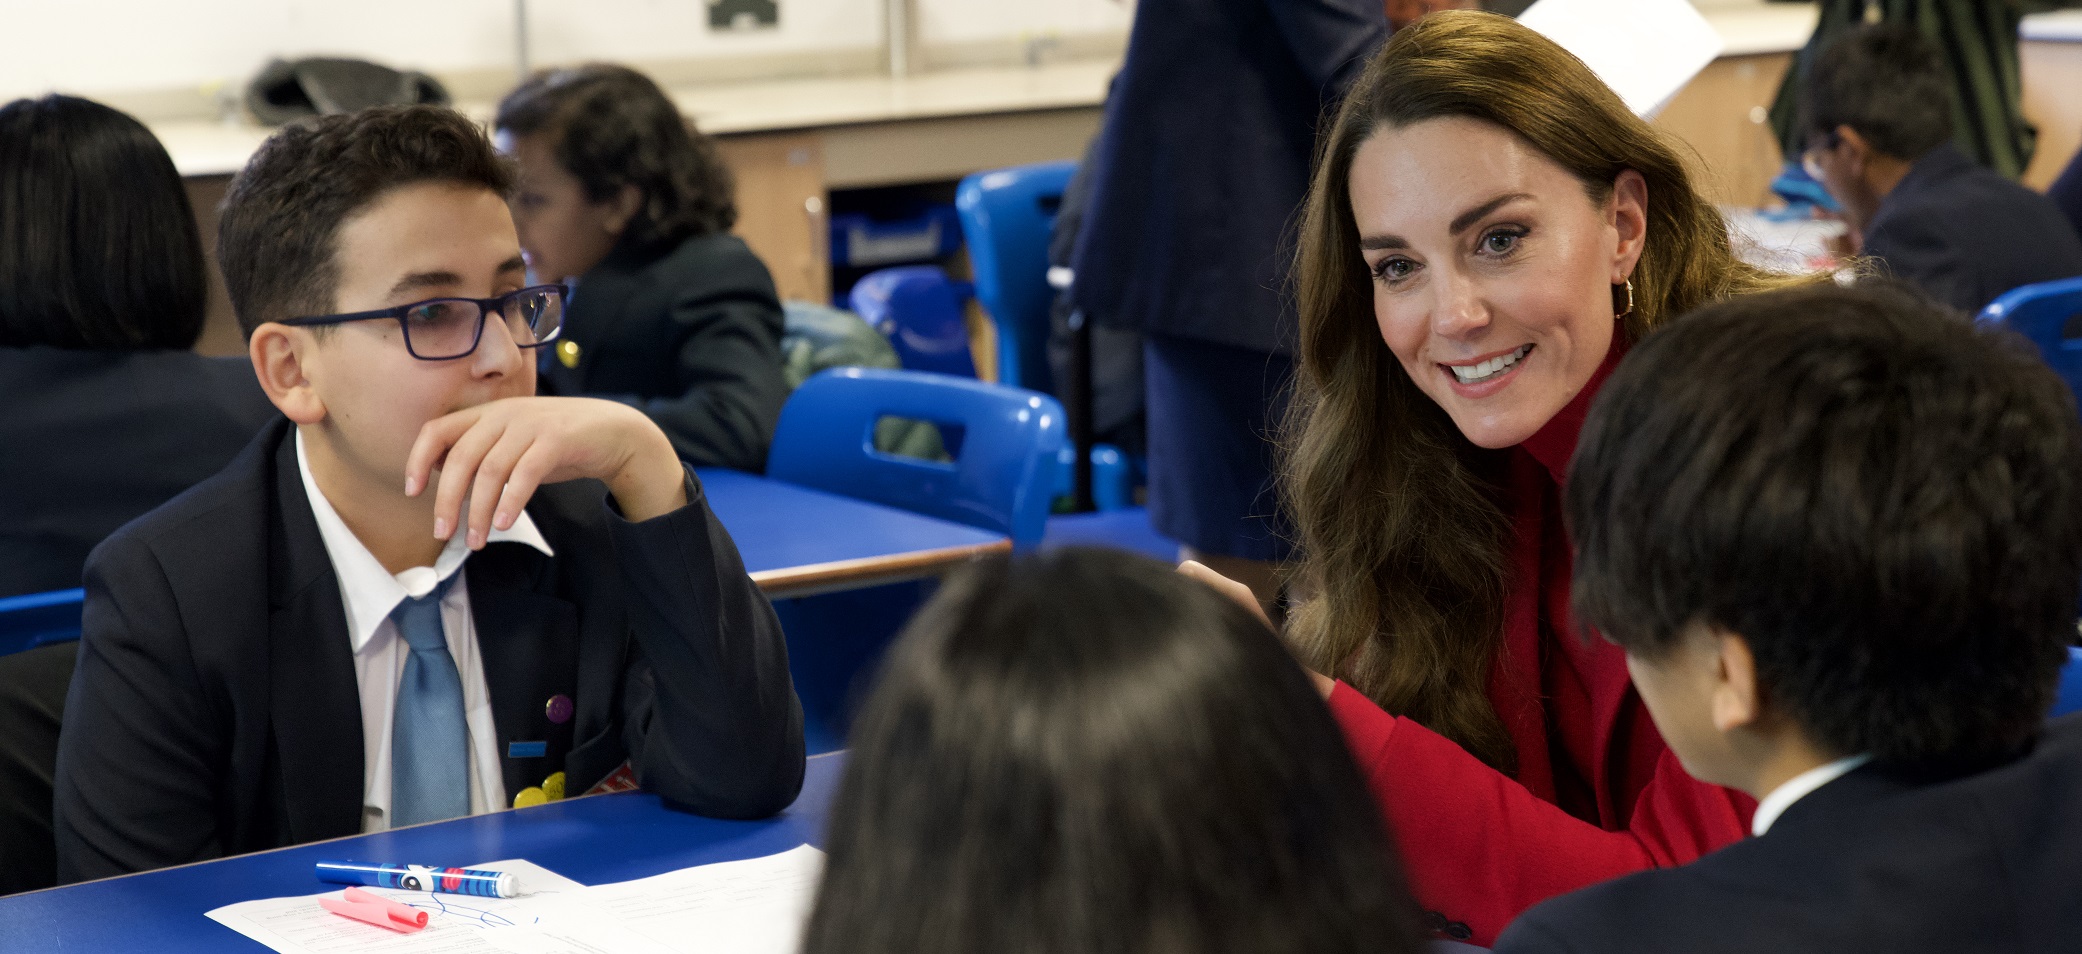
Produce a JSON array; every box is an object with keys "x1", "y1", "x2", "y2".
[{"x1": 315, "y1": 861, "x2": 519, "y2": 898}]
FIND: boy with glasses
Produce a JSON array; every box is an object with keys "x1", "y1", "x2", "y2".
[
  {"x1": 53, "y1": 106, "x2": 804, "y2": 881},
  {"x1": 1800, "y1": 25, "x2": 2082, "y2": 313}
]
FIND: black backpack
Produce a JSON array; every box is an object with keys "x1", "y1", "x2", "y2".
[{"x1": 245, "y1": 57, "x2": 450, "y2": 126}]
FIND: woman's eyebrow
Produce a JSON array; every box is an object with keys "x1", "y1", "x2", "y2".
[
  {"x1": 1449, "y1": 193, "x2": 1533, "y2": 236},
  {"x1": 1360, "y1": 192, "x2": 1536, "y2": 251}
]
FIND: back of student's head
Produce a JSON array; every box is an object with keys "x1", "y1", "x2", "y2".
[
  {"x1": 1568, "y1": 281, "x2": 2082, "y2": 769},
  {"x1": 802, "y1": 548, "x2": 1420, "y2": 954},
  {"x1": 493, "y1": 64, "x2": 735, "y2": 248},
  {"x1": 0, "y1": 94, "x2": 206, "y2": 350},
  {"x1": 1802, "y1": 24, "x2": 1954, "y2": 162},
  {"x1": 217, "y1": 104, "x2": 513, "y2": 338}
]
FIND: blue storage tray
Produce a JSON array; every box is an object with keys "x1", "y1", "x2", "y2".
[{"x1": 829, "y1": 204, "x2": 961, "y2": 268}]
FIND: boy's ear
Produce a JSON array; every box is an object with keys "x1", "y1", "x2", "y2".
[
  {"x1": 1709, "y1": 629, "x2": 1763, "y2": 734},
  {"x1": 249, "y1": 323, "x2": 328, "y2": 426},
  {"x1": 1834, "y1": 125, "x2": 1874, "y2": 175},
  {"x1": 604, "y1": 184, "x2": 643, "y2": 237}
]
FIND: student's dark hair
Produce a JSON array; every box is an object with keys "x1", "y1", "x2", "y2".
[
  {"x1": 1802, "y1": 24, "x2": 1954, "y2": 161},
  {"x1": 0, "y1": 94, "x2": 207, "y2": 350},
  {"x1": 1568, "y1": 281, "x2": 2082, "y2": 769},
  {"x1": 217, "y1": 104, "x2": 514, "y2": 338},
  {"x1": 803, "y1": 548, "x2": 1421, "y2": 954},
  {"x1": 494, "y1": 64, "x2": 736, "y2": 248}
]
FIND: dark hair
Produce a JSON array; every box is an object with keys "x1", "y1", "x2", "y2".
[
  {"x1": 803, "y1": 548, "x2": 1421, "y2": 954},
  {"x1": 494, "y1": 64, "x2": 736, "y2": 248},
  {"x1": 217, "y1": 104, "x2": 514, "y2": 337},
  {"x1": 1802, "y1": 25, "x2": 1954, "y2": 161},
  {"x1": 0, "y1": 94, "x2": 206, "y2": 350},
  {"x1": 1568, "y1": 281, "x2": 2082, "y2": 768}
]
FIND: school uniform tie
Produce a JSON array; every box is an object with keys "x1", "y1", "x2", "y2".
[{"x1": 390, "y1": 572, "x2": 469, "y2": 827}]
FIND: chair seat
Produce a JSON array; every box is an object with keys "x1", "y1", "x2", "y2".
[{"x1": 2055, "y1": 645, "x2": 2082, "y2": 719}]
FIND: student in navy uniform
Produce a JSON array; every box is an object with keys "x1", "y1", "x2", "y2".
[
  {"x1": 52, "y1": 106, "x2": 804, "y2": 883},
  {"x1": 803, "y1": 548, "x2": 1423, "y2": 954},
  {"x1": 1493, "y1": 281, "x2": 2082, "y2": 953},
  {"x1": 1801, "y1": 26, "x2": 2082, "y2": 313},
  {"x1": 494, "y1": 65, "x2": 788, "y2": 473},
  {"x1": 1070, "y1": 0, "x2": 1387, "y2": 610},
  {"x1": 2052, "y1": 144, "x2": 2082, "y2": 248},
  {"x1": 0, "y1": 94, "x2": 277, "y2": 599}
]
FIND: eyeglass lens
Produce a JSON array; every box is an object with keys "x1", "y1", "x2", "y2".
[{"x1": 401, "y1": 287, "x2": 564, "y2": 359}]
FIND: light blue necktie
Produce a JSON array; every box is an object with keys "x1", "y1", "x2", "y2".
[{"x1": 390, "y1": 573, "x2": 469, "y2": 827}]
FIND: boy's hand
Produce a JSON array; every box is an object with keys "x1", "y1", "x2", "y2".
[{"x1": 405, "y1": 397, "x2": 688, "y2": 548}]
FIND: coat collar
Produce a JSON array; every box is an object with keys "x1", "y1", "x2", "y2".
[
  {"x1": 262, "y1": 422, "x2": 366, "y2": 842},
  {"x1": 1516, "y1": 336, "x2": 1630, "y2": 486}
]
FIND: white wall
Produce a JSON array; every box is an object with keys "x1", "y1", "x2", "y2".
[
  {"x1": 0, "y1": 0, "x2": 1140, "y2": 105},
  {"x1": 917, "y1": 0, "x2": 1134, "y2": 45},
  {"x1": 0, "y1": 0, "x2": 882, "y2": 103}
]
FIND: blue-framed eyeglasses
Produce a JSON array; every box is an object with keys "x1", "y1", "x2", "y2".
[{"x1": 279, "y1": 284, "x2": 567, "y2": 361}]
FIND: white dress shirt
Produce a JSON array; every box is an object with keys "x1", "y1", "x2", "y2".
[
  {"x1": 1750, "y1": 753, "x2": 1874, "y2": 836},
  {"x1": 295, "y1": 432, "x2": 555, "y2": 832}
]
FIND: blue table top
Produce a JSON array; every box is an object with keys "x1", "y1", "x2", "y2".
[
  {"x1": 695, "y1": 468, "x2": 1007, "y2": 597},
  {"x1": 0, "y1": 752, "x2": 846, "y2": 951}
]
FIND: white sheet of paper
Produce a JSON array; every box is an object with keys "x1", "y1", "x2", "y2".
[
  {"x1": 1517, "y1": 0, "x2": 1725, "y2": 118},
  {"x1": 544, "y1": 844, "x2": 825, "y2": 954},
  {"x1": 203, "y1": 848, "x2": 825, "y2": 954}
]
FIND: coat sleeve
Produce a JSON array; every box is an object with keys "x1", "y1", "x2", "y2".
[
  {"x1": 1262, "y1": 0, "x2": 1388, "y2": 96},
  {"x1": 633, "y1": 246, "x2": 792, "y2": 472},
  {"x1": 604, "y1": 467, "x2": 805, "y2": 818},
  {"x1": 53, "y1": 539, "x2": 229, "y2": 882},
  {"x1": 1326, "y1": 682, "x2": 1751, "y2": 946}
]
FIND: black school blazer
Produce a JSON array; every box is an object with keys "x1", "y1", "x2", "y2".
[
  {"x1": 0, "y1": 347, "x2": 277, "y2": 598},
  {"x1": 1495, "y1": 715, "x2": 2082, "y2": 954},
  {"x1": 53, "y1": 418, "x2": 804, "y2": 882},
  {"x1": 541, "y1": 232, "x2": 790, "y2": 473}
]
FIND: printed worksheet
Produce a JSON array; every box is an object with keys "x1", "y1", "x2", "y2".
[
  {"x1": 204, "y1": 848, "x2": 825, "y2": 954},
  {"x1": 1518, "y1": 0, "x2": 1724, "y2": 118}
]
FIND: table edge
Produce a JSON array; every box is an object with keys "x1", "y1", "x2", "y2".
[{"x1": 750, "y1": 538, "x2": 1010, "y2": 598}]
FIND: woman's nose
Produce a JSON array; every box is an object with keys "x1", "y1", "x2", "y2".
[{"x1": 1431, "y1": 271, "x2": 1489, "y2": 338}]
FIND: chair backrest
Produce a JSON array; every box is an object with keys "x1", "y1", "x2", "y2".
[
  {"x1": 0, "y1": 589, "x2": 84, "y2": 658},
  {"x1": 766, "y1": 368, "x2": 1067, "y2": 550},
  {"x1": 1977, "y1": 276, "x2": 2082, "y2": 400},
  {"x1": 955, "y1": 161, "x2": 1076, "y2": 393},
  {"x1": 2055, "y1": 645, "x2": 2082, "y2": 719},
  {"x1": 846, "y1": 266, "x2": 978, "y2": 379}
]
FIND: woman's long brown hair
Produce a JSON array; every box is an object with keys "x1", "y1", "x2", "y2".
[{"x1": 1284, "y1": 12, "x2": 1812, "y2": 772}]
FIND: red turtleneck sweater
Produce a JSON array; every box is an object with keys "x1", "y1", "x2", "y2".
[{"x1": 1325, "y1": 345, "x2": 1754, "y2": 946}]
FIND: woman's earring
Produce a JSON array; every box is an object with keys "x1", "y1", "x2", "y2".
[{"x1": 1614, "y1": 279, "x2": 1635, "y2": 320}]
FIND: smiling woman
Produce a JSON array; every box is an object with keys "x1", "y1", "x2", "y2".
[{"x1": 1275, "y1": 11, "x2": 1819, "y2": 945}]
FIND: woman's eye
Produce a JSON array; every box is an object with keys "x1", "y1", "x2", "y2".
[
  {"x1": 1374, "y1": 257, "x2": 1417, "y2": 283},
  {"x1": 1480, "y1": 229, "x2": 1524, "y2": 255}
]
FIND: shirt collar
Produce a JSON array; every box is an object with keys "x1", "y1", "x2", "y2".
[
  {"x1": 1751, "y1": 753, "x2": 1873, "y2": 836},
  {"x1": 294, "y1": 429, "x2": 554, "y2": 652}
]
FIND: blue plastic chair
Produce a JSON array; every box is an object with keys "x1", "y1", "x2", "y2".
[
  {"x1": 1977, "y1": 276, "x2": 2082, "y2": 399},
  {"x1": 0, "y1": 588, "x2": 84, "y2": 657},
  {"x1": 847, "y1": 266, "x2": 978, "y2": 379},
  {"x1": 2055, "y1": 646, "x2": 2082, "y2": 718},
  {"x1": 955, "y1": 160, "x2": 1076, "y2": 394},
  {"x1": 766, "y1": 367, "x2": 1067, "y2": 552}
]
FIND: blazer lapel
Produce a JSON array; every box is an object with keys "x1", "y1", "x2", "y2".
[
  {"x1": 465, "y1": 542, "x2": 581, "y2": 801},
  {"x1": 264, "y1": 431, "x2": 367, "y2": 843}
]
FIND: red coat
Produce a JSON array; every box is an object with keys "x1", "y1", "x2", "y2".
[{"x1": 1326, "y1": 347, "x2": 1754, "y2": 946}]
